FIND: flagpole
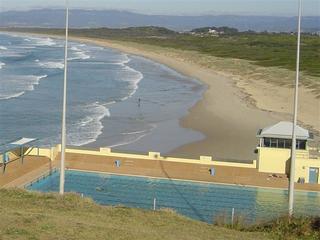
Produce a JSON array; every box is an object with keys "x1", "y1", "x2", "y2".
[
  {"x1": 59, "y1": 1, "x2": 69, "y2": 195},
  {"x1": 288, "y1": 0, "x2": 302, "y2": 216}
]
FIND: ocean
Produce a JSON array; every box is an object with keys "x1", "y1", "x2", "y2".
[{"x1": 0, "y1": 33, "x2": 205, "y2": 153}]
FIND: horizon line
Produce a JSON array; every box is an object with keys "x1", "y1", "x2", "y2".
[{"x1": 1, "y1": 8, "x2": 319, "y2": 18}]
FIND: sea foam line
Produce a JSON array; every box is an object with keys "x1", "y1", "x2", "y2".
[
  {"x1": 29, "y1": 37, "x2": 56, "y2": 47},
  {"x1": 107, "y1": 124, "x2": 156, "y2": 149},
  {"x1": 118, "y1": 54, "x2": 143, "y2": 101},
  {"x1": 69, "y1": 45, "x2": 91, "y2": 60},
  {"x1": 67, "y1": 102, "x2": 111, "y2": 146},
  {"x1": 0, "y1": 62, "x2": 5, "y2": 69},
  {"x1": 0, "y1": 75, "x2": 48, "y2": 100},
  {"x1": 37, "y1": 60, "x2": 64, "y2": 69}
]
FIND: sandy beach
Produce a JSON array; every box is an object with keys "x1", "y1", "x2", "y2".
[
  {"x1": 61, "y1": 37, "x2": 319, "y2": 161},
  {"x1": 3, "y1": 32, "x2": 319, "y2": 161}
]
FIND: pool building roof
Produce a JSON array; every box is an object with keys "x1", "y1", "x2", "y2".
[
  {"x1": 257, "y1": 121, "x2": 310, "y2": 140},
  {"x1": 0, "y1": 138, "x2": 37, "y2": 154}
]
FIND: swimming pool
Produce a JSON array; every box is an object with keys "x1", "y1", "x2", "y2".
[{"x1": 27, "y1": 170, "x2": 320, "y2": 224}]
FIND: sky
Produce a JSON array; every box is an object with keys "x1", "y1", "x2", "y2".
[{"x1": 0, "y1": 0, "x2": 319, "y2": 16}]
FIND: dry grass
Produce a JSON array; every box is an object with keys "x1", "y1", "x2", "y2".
[
  {"x1": 0, "y1": 189, "x2": 272, "y2": 240},
  {"x1": 213, "y1": 211, "x2": 320, "y2": 240}
]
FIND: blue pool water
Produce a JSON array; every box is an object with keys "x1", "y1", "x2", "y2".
[{"x1": 27, "y1": 170, "x2": 320, "y2": 224}]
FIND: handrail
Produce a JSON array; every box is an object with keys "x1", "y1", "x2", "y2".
[{"x1": 24, "y1": 168, "x2": 58, "y2": 188}]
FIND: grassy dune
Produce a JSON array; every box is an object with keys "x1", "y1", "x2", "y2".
[
  {"x1": 3, "y1": 27, "x2": 319, "y2": 96},
  {"x1": 4, "y1": 27, "x2": 319, "y2": 77},
  {"x1": 0, "y1": 189, "x2": 319, "y2": 240},
  {"x1": 0, "y1": 189, "x2": 272, "y2": 240}
]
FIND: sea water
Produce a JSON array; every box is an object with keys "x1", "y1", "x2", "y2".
[
  {"x1": 27, "y1": 170, "x2": 320, "y2": 224},
  {"x1": 0, "y1": 33, "x2": 205, "y2": 153}
]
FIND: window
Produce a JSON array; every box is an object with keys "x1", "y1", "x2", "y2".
[
  {"x1": 262, "y1": 138, "x2": 306, "y2": 150},
  {"x1": 297, "y1": 140, "x2": 306, "y2": 150},
  {"x1": 278, "y1": 139, "x2": 285, "y2": 148},
  {"x1": 284, "y1": 139, "x2": 292, "y2": 149},
  {"x1": 263, "y1": 138, "x2": 271, "y2": 147},
  {"x1": 270, "y1": 138, "x2": 278, "y2": 148}
]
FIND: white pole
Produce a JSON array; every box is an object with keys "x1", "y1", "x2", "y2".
[
  {"x1": 59, "y1": 1, "x2": 69, "y2": 195},
  {"x1": 288, "y1": 0, "x2": 302, "y2": 216},
  {"x1": 153, "y1": 198, "x2": 156, "y2": 211},
  {"x1": 231, "y1": 208, "x2": 235, "y2": 227}
]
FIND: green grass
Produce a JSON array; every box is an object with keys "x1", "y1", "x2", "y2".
[
  {"x1": 215, "y1": 213, "x2": 320, "y2": 240},
  {"x1": 0, "y1": 189, "x2": 319, "y2": 240},
  {"x1": 4, "y1": 27, "x2": 319, "y2": 78},
  {"x1": 251, "y1": 216, "x2": 320, "y2": 240},
  {"x1": 0, "y1": 189, "x2": 272, "y2": 240}
]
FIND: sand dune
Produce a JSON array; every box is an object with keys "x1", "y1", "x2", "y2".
[{"x1": 10, "y1": 33, "x2": 318, "y2": 161}]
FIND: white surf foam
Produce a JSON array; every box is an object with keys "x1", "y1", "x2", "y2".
[
  {"x1": 110, "y1": 54, "x2": 144, "y2": 101},
  {"x1": 103, "y1": 101, "x2": 117, "y2": 106},
  {"x1": 69, "y1": 45, "x2": 91, "y2": 60},
  {"x1": 31, "y1": 37, "x2": 56, "y2": 46},
  {"x1": 0, "y1": 46, "x2": 8, "y2": 50},
  {"x1": 38, "y1": 60, "x2": 64, "y2": 69},
  {"x1": 107, "y1": 134, "x2": 148, "y2": 149},
  {"x1": 107, "y1": 124, "x2": 156, "y2": 148},
  {"x1": 121, "y1": 130, "x2": 149, "y2": 135},
  {"x1": 67, "y1": 102, "x2": 110, "y2": 146},
  {"x1": 0, "y1": 62, "x2": 5, "y2": 69},
  {"x1": 116, "y1": 54, "x2": 131, "y2": 65},
  {"x1": 0, "y1": 75, "x2": 47, "y2": 100},
  {"x1": 71, "y1": 46, "x2": 80, "y2": 51},
  {"x1": 120, "y1": 65, "x2": 144, "y2": 101}
]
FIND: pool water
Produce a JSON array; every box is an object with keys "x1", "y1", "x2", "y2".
[{"x1": 27, "y1": 170, "x2": 320, "y2": 224}]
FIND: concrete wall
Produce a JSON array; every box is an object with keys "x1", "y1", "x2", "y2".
[
  {"x1": 28, "y1": 145, "x2": 257, "y2": 169},
  {"x1": 257, "y1": 147, "x2": 320, "y2": 184},
  {"x1": 27, "y1": 145, "x2": 319, "y2": 184},
  {"x1": 296, "y1": 158, "x2": 320, "y2": 184},
  {"x1": 257, "y1": 147, "x2": 292, "y2": 174},
  {"x1": 29, "y1": 147, "x2": 52, "y2": 159}
]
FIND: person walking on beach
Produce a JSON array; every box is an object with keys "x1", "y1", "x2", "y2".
[{"x1": 138, "y1": 98, "x2": 141, "y2": 107}]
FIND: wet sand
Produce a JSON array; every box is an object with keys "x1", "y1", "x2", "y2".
[
  {"x1": 7, "y1": 32, "x2": 320, "y2": 161},
  {"x1": 67, "y1": 38, "x2": 314, "y2": 161}
]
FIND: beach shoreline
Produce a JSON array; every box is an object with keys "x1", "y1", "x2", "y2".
[
  {"x1": 3, "y1": 32, "x2": 319, "y2": 160},
  {"x1": 65, "y1": 37, "x2": 319, "y2": 160}
]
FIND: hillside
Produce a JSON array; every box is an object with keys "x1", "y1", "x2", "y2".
[
  {"x1": 0, "y1": 189, "x2": 271, "y2": 240},
  {"x1": 4, "y1": 27, "x2": 320, "y2": 78},
  {"x1": 1, "y1": 9, "x2": 319, "y2": 32}
]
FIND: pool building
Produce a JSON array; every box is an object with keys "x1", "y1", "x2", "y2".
[
  {"x1": 0, "y1": 122, "x2": 319, "y2": 223},
  {"x1": 256, "y1": 121, "x2": 320, "y2": 184},
  {"x1": 0, "y1": 121, "x2": 319, "y2": 189}
]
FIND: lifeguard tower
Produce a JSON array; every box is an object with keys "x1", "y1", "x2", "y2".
[{"x1": 256, "y1": 121, "x2": 320, "y2": 184}]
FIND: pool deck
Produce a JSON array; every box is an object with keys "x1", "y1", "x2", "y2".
[
  {"x1": 0, "y1": 156, "x2": 54, "y2": 188},
  {"x1": 1, "y1": 154, "x2": 319, "y2": 192}
]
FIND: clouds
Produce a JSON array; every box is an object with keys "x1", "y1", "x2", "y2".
[{"x1": 0, "y1": 0, "x2": 319, "y2": 16}]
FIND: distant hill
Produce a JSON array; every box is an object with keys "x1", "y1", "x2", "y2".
[
  {"x1": 0, "y1": 9, "x2": 319, "y2": 33},
  {"x1": 5, "y1": 26, "x2": 320, "y2": 78},
  {"x1": 192, "y1": 26, "x2": 239, "y2": 34}
]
